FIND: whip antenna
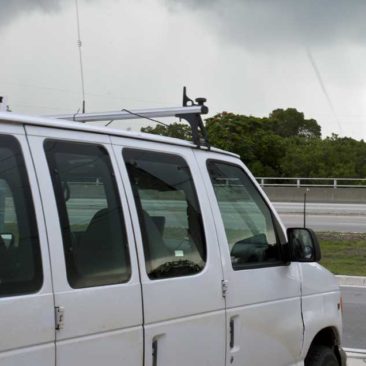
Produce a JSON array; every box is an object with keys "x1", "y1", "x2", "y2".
[{"x1": 75, "y1": 0, "x2": 86, "y2": 113}]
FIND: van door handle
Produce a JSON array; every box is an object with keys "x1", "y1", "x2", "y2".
[
  {"x1": 229, "y1": 318, "x2": 234, "y2": 348},
  {"x1": 152, "y1": 339, "x2": 158, "y2": 366}
]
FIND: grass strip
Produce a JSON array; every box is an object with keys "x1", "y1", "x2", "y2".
[{"x1": 318, "y1": 232, "x2": 366, "y2": 276}]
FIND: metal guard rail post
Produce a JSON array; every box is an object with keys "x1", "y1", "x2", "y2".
[{"x1": 256, "y1": 177, "x2": 366, "y2": 188}]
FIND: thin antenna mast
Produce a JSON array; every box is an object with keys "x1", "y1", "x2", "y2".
[{"x1": 75, "y1": 0, "x2": 86, "y2": 113}]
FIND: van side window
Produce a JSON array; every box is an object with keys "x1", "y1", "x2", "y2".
[
  {"x1": 0, "y1": 135, "x2": 43, "y2": 297},
  {"x1": 207, "y1": 161, "x2": 282, "y2": 270},
  {"x1": 45, "y1": 140, "x2": 130, "y2": 288},
  {"x1": 123, "y1": 149, "x2": 206, "y2": 279}
]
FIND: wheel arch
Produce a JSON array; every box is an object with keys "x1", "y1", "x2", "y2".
[
  {"x1": 305, "y1": 327, "x2": 344, "y2": 365},
  {"x1": 310, "y1": 327, "x2": 341, "y2": 348}
]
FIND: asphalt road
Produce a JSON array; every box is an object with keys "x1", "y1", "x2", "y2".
[
  {"x1": 274, "y1": 202, "x2": 366, "y2": 216},
  {"x1": 341, "y1": 286, "x2": 366, "y2": 350},
  {"x1": 65, "y1": 200, "x2": 366, "y2": 232},
  {"x1": 279, "y1": 213, "x2": 366, "y2": 232},
  {"x1": 273, "y1": 202, "x2": 366, "y2": 232}
]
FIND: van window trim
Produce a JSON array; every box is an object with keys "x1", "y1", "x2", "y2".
[
  {"x1": 206, "y1": 158, "x2": 288, "y2": 270},
  {"x1": 122, "y1": 147, "x2": 208, "y2": 280},
  {"x1": 0, "y1": 134, "x2": 44, "y2": 297},
  {"x1": 43, "y1": 138, "x2": 132, "y2": 288}
]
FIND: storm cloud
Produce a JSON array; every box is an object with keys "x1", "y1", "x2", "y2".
[
  {"x1": 163, "y1": 0, "x2": 366, "y2": 49},
  {"x1": 3, "y1": 0, "x2": 366, "y2": 49},
  {"x1": 0, "y1": 0, "x2": 64, "y2": 28}
]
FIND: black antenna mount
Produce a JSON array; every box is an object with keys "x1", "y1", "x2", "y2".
[{"x1": 176, "y1": 86, "x2": 210, "y2": 148}]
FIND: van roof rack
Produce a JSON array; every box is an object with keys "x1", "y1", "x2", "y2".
[
  {"x1": 0, "y1": 96, "x2": 9, "y2": 112},
  {"x1": 48, "y1": 87, "x2": 210, "y2": 148}
]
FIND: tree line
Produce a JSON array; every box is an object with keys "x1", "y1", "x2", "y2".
[{"x1": 141, "y1": 108, "x2": 366, "y2": 178}]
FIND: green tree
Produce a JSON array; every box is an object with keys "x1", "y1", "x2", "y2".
[
  {"x1": 269, "y1": 108, "x2": 321, "y2": 139},
  {"x1": 205, "y1": 112, "x2": 286, "y2": 176},
  {"x1": 141, "y1": 122, "x2": 192, "y2": 141},
  {"x1": 140, "y1": 109, "x2": 366, "y2": 179},
  {"x1": 280, "y1": 134, "x2": 366, "y2": 178}
]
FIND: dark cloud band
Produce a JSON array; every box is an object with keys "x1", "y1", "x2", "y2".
[
  {"x1": 2, "y1": 0, "x2": 366, "y2": 49},
  {"x1": 163, "y1": 0, "x2": 366, "y2": 48},
  {"x1": 0, "y1": 0, "x2": 63, "y2": 28}
]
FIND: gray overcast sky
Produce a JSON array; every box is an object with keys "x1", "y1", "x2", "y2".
[{"x1": 1, "y1": 0, "x2": 366, "y2": 138}]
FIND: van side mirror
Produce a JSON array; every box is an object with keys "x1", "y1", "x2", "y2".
[{"x1": 287, "y1": 228, "x2": 321, "y2": 262}]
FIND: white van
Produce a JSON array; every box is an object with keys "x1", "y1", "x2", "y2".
[{"x1": 0, "y1": 94, "x2": 346, "y2": 366}]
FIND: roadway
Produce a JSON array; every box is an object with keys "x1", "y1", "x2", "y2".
[
  {"x1": 274, "y1": 202, "x2": 366, "y2": 216},
  {"x1": 341, "y1": 286, "x2": 366, "y2": 349},
  {"x1": 273, "y1": 202, "x2": 366, "y2": 232},
  {"x1": 279, "y1": 214, "x2": 366, "y2": 232}
]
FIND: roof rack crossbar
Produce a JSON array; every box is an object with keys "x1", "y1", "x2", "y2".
[
  {"x1": 46, "y1": 87, "x2": 210, "y2": 148},
  {"x1": 48, "y1": 106, "x2": 204, "y2": 123}
]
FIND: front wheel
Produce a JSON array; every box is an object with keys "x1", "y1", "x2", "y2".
[{"x1": 305, "y1": 345, "x2": 339, "y2": 366}]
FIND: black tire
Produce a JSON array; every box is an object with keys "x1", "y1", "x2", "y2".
[{"x1": 305, "y1": 345, "x2": 339, "y2": 366}]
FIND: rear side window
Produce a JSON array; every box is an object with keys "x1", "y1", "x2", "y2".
[
  {"x1": 0, "y1": 135, "x2": 42, "y2": 297},
  {"x1": 207, "y1": 160, "x2": 282, "y2": 270},
  {"x1": 123, "y1": 149, "x2": 206, "y2": 279},
  {"x1": 45, "y1": 140, "x2": 130, "y2": 288}
]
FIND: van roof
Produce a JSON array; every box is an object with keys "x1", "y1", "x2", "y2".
[{"x1": 0, "y1": 111, "x2": 239, "y2": 158}]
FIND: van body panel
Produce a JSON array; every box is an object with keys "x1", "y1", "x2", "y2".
[
  {"x1": 25, "y1": 126, "x2": 143, "y2": 366},
  {"x1": 299, "y1": 263, "x2": 342, "y2": 358},
  {"x1": 111, "y1": 137, "x2": 226, "y2": 366},
  {"x1": 0, "y1": 124, "x2": 55, "y2": 366},
  {"x1": 0, "y1": 115, "x2": 345, "y2": 366},
  {"x1": 300, "y1": 263, "x2": 340, "y2": 296},
  {"x1": 194, "y1": 149, "x2": 304, "y2": 366},
  {"x1": 56, "y1": 327, "x2": 143, "y2": 366},
  {"x1": 224, "y1": 265, "x2": 303, "y2": 366},
  {"x1": 0, "y1": 344, "x2": 55, "y2": 366},
  {"x1": 143, "y1": 311, "x2": 226, "y2": 366},
  {"x1": 226, "y1": 298, "x2": 303, "y2": 366},
  {"x1": 300, "y1": 291, "x2": 342, "y2": 359}
]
